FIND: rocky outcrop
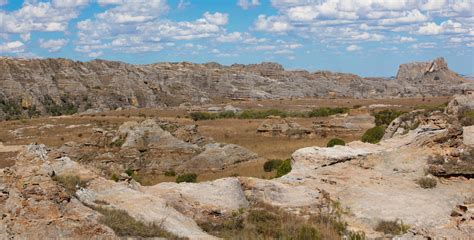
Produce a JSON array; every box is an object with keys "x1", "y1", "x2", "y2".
[
  {"x1": 257, "y1": 116, "x2": 312, "y2": 139},
  {"x1": 61, "y1": 119, "x2": 263, "y2": 175},
  {"x1": 314, "y1": 114, "x2": 375, "y2": 136},
  {"x1": 0, "y1": 57, "x2": 472, "y2": 120},
  {"x1": 0, "y1": 145, "x2": 117, "y2": 239}
]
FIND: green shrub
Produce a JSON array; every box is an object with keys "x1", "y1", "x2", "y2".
[
  {"x1": 176, "y1": 173, "x2": 197, "y2": 183},
  {"x1": 276, "y1": 159, "x2": 292, "y2": 177},
  {"x1": 327, "y1": 138, "x2": 346, "y2": 147},
  {"x1": 461, "y1": 110, "x2": 474, "y2": 126},
  {"x1": 375, "y1": 220, "x2": 410, "y2": 235},
  {"x1": 164, "y1": 170, "x2": 176, "y2": 177},
  {"x1": 417, "y1": 177, "x2": 437, "y2": 189},
  {"x1": 361, "y1": 126, "x2": 385, "y2": 144},
  {"x1": 110, "y1": 138, "x2": 125, "y2": 148},
  {"x1": 307, "y1": 107, "x2": 349, "y2": 118},
  {"x1": 373, "y1": 109, "x2": 406, "y2": 126},
  {"x1": 92, "y1": 206, "x2": 174, "y2": 238},
  {"x1": 190, "y1": 112, "x2": 216, "y2": 121},
  {"x1": 263, "y1": 159, "x2": 283, "y2": 172}
]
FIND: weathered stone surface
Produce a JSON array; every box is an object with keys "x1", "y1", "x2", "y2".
[
  {"x1": 257, "y1": 116, "x2": 312, "y2": 139},
  {"x1": 464, "y1": 126, "x2": 474, "y2": 147},
  {"x1": 314, "y1": 114, "x2": 375, "y2": 136},
  {"x1": 0, "y1": 57, "x2": 472, "y2": 119},
  {"x1": 0, "y1": 144, "x2": 117, "y2": 239}
]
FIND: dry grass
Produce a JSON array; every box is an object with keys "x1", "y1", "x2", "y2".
[
  {"x1": 198, "y1": 202, "x2": 365, "y2": 240},
  {"x1": 91, "y1": 205, "x2": 181, "y2": 239}
]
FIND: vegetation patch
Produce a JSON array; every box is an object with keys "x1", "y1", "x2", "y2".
[
  {"x1": 327, "y1": 138, "x2": 346, "y2": 147},
  {"x1": 52, "y1": 174, "x2": 88, "y2": 196},
  {"x1": 361, "y1": 126, "x2": 385, "y2": 144},
  {"x1": 461, "y1": 110, "x2": 474, "y2": 126},
  {"x1": 92, "y1": 205, "x2": 178, "y2": 238},
  {"x1": 263, "y1": 159, "x2": 283, "y2": 172},
  {"x1": 276, "y1": 159, "x2": 292, "y2": 178},
  {"x1": 164, "y1": 169, "x2": 177, "y2": 177},
  {"x1": 372, "y1": 109, "x2": 406, "y2": 126},
  {"x1": 417, "y1": 177, "x2": 437, "y2": 189},
  {"x1": 189, "y1": 107, "x2": 349, "y2": 121},
  {"x1": 43, "y1": 95, "x2": 78, "y2": 116},
  {"x1": 199, "y1": 202, "x2": 364, "y2": 240},
  {"x1": 176, "y1": 173, "x2": 197, "y2": 183},
  {"x1": 375, "y1": 220, "x2": 410, "y2": 236}
]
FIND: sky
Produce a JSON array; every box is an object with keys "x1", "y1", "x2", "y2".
[{"x1": 0, "y1": 0, "x2": 473, "y2": 77}]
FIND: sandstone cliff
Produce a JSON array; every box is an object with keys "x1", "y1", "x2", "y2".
[{"x1": 0, "y1": 57, "x2": 472, "y2": 120}]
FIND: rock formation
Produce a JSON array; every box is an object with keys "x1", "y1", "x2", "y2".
[
  {"x1": 257, "y1": 116, "x2": 312, "y2": 139},
  {"x1": 314, "y1": 114, "x2": 375, "y2": 136},
  {"x1": 1, "y1": 57, "x2": 473, "y2": 120},
  {"x1": 1, "y1": 95, "x2": 473, "y2": 239},
  {"x1": 60, "y1": 119, "x2": 263, "y2": 175}
]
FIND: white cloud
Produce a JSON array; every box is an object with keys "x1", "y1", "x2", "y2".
[
  {"x1": 96, "y1": 0, "x2": 168, "y2": 24},
  {"x1": 254, "y1": 15, "x2": 292, "y2": 32},
  {"x1": 238, "y1": 0, "x2": 260, "y2": 9},
  {"x1": 416, "y1": 22, "x2": 443, "y2": 35},
  {"x1": 203, "y1": 12, "x2": 228, "y2": 26},
  {"x1": 177, "y1": 0, "x2": 190, "y2": 10},
  {"x1": 0, "y1": 2, "x2": 80, "y2": 34},
  {"x1": 410, "y1": 42, "x2": 436, "y2": 49},
  {"x1": 0, "y1": 0, "x2": 7, "y2": 6},
  {"x1": 378, "y1": 10, "x2": 428, "y2": 25},
  {"x1": 217, "y1": 32, "x2": 242, "y2": 42},
  {"x1": 97, "y1": 0, "x2": 123, "y2": 5},
  {"x1": 20, "y1": 33, "x2": 31, "y2": 42},
  {"x1": 87, "y1": 51, "x2": 103, "y2": 58},
  {"x1": 52, "y1": 0, "x2": 89, "y2": 8},
  {"x1": 398, "y1": 36, "x2": 416, "y2": 43},
  {"x1": 0, "y1": 41, "x2": 25, "y2": 53},
  {"x1": 420, "y1": 0, "x2": 447, "y2": 11},
  {"x1": 346, "y1": 44, "x2": 361, "y2": 51},
  {"x1": 39, "y1": 38, "x2": 69, "y2": 52}
]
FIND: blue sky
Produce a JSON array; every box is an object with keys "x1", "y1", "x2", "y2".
[{"x1": 0, "y1": 0, "x2": 473, "y2": 77}]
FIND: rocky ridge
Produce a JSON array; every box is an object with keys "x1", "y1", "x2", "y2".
[
  {"x1": 1, "y1": 57, "x2": 473, "y2": 120},
  {"x1": 1, "y1": 94, "x2": 473, "y2": 239}
]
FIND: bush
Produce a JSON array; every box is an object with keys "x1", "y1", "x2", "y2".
[
  {"x1": 276, "y1": 159, "x2": 292, "y2": 177},
  {"x1": 373, "y1": 109, "x2": 406, "y2": 126},
  {"x1": 461, "y1": 110, "x2": 474, "y2": 126},
  {"x1": 327, "y1": 138, "x2": 345, "y2": 147},
  {"x1": 164, "y1": 170, "x2": 176, "y2": 177},
  {"x1": 375, "y1": 220, "x2": 410, "y2": 235},
  {"x1": 307, "y1": 107, "x2": 349, "y2": 118},
  {"x1": 417, "y1": 177, "x2": 437, "y2": 189},
  {"x1": 176, "y1": 173, "x2": 197, "y2": 183},
  {"x1": 52, "y1": 175, "x2": 88, "y2": 196},
  {"x1": 263, "y1": 159, "x2": 283, "y2": 172},
  {"x1": 190, "y1": 112, "x2": 216, "y2": 121},
  {"x1": 92, "y1": 206, "x2": 174, "y2": 238},
  {"x1": 361, "y1": 126, "x2": 385, "y2": 144}
]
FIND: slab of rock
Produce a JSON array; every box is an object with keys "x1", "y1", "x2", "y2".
[
  {"x1": 314, "y1": 114, "x2": 375, "y2": 136},
  {"x1": 463, "y1": 126, "x2": 474, "y2": 147}
]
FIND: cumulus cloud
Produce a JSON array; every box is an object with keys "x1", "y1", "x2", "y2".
[
  {"x1": 0, "y1": 41, "x2": 25, "y2": 53},
  {"x1": 0, "y1": 2, "x2": 80, "y2": 35},
  {"x1": 410, "y1": 42, "x2": 436, "y2": 49},
  {"x1": 254, "y1": 15, "x2": 292, "y2": 32},
  {"x1": 203, "y1": 12, "x2": 228, "y2": 26},
  {"x1": 39, "y1": 38, "x2": 69, "y2": 52},
  {"x1": 97, "y1": 0, "x2": 124, "y2": 5},
  {"x1": 0, "y1": 0, "x2": 7, "y2": 6},
  {"x1": 96, "y1": 0, "x2": 168, "y2": 24},
  {"x1": 238, "y1": 0, "x2": 260, "y2": 9},
  {"x1": 52, "y1": 0, "x2": 89, "y2": 8},
  {"x1": 217, "y1": 32, "x2": 242, "y2": 42},
  {"x1": 398, "y1": 36, "x2": 417, "y2": 43},
  {"x1": 346, "y1": 44, "x2": 361, "y2": 51}
]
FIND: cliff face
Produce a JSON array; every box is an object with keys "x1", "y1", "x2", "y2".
[{"x1": 0, "y1": 57, "x2": 471, "y2": 118}]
